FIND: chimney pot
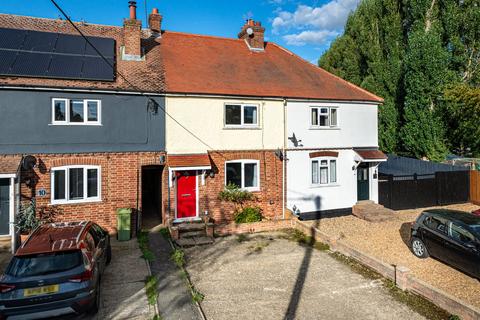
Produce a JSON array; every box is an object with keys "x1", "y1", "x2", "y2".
[
  {"x1": 152, "y1": 8, "x2": 159, "y2": 14},
  {"x1": 129, "y1": 1, "x2": 137, "y2": 20}
]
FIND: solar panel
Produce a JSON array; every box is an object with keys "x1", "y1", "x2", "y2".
[
  {"x1": 48, "y1": 55, "x2": 83, "y2": 79},
  {"x1": 0, "y1": 27, "x2": 115, "y2": 81},
  {"x1": 82, "y1": 56, "x2": 115, "y2": 81},
  {"x1": 55, "y1": 34, "x2": 86, "y2": 55}
]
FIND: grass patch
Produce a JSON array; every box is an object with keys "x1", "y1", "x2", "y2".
[
  {"x1": 159, "y1": 228, "x2": 171, "y2": 239},
  {"x1": 248, "y1": 240, "x2": 270, "y2": 253},
  {"x1": 145, "y1": 275, "x2": 159, "y2": 306},
  {"x1": 171, "y1": 248, "x2": 185, "y2": 268},
  {"x1": 191, "y1": 287, "x2": 205, "y2": 303},
  {"x1": 237, "y1": 234, "x2": 248, "y2": 243},
  {"x1": 137, "y1": 231, "x2": 156, "y2": 262}
]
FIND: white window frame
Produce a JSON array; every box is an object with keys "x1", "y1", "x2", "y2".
[
  {"x1": 310, "y1": 106, "x2": 338, "y2": 128},
  {"x1": 50, "y1": 165, "x2": 101, "y2": 205},
  {"x1": 310, "y1": 157, "x2": 338, "y2": 186},
  {"x1": 224, "y1": 159, "x2": 260, "y2": 191},
  {"x1": 51, "y1": 98, "x2": 102, "y2": 126},
  {"x1": 224, "y1": 104, "x2": 259, "y2": 128}
]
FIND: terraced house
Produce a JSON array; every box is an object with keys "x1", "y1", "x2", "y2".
[{"x1": 0, "y1": 2, "x2": 385, "y2": 248}]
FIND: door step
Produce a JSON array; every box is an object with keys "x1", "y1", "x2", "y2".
[
  {"x1": 352, "y1": 202, "x2": 396, "y2": 222},
  {"x1": 175, "y1": 236, "x2": 214, "y2": 247}
]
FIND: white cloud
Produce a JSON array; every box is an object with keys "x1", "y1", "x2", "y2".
[
  {"x1": 283, "y1": 30, "x2": 339, "y2": 46},
  {"x1": 271, "y1": 0, "x2": 360, "y2": 45}
]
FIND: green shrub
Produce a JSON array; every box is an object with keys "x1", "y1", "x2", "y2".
[
  {"x1": 145, "y1": 275, "x2": 159, "y2": 306},
  {"x1": 234, "y1": 207, "x2": 262, "y2": 224}
]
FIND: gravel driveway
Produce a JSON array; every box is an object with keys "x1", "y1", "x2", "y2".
[
  {"x1": 184, "y1": 233, "x2": 426, "y2": 320},
  {"x1": 302, "y1": 203, "x2": 480, "y2": 309}
]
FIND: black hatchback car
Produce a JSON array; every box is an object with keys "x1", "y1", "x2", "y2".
[{"x1": 410, "y1": 209, "x2": 480, "y2": 279}]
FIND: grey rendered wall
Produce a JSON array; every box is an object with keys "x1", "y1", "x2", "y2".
[{"x1": 0, "y1": 89, "x2": 165, "y2": 154}]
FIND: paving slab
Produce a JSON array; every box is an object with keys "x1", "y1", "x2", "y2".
[{"x1": 148, "y1": 232, "x2": 201, "y2": 320}]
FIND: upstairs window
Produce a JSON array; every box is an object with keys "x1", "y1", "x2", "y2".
[
  {"x1": 52, "y1": 99, "x2": 101, "y2": 125},
  {"x1": 311, "y1": 107, "x2": 338, "y2": 128},
  {"x1": 311, "y1": 158, "x2": 337, "y2": 185},
  {"x1": 225, "y1": 160, "x2": 260, "y2": 191},
  {"x1": 225, "y1": 104, "x2": 258, "y2": 127},
  {"x1": 51, "y1": 165, "x2": 101, "y2": 204}
]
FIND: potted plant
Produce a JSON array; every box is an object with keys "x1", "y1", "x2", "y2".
[{"x1": 15, "y1": 199, "x2": 39, "y2": 243}]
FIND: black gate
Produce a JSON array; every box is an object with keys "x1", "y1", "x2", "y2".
[{"x1": 379, "y1": 171, "x2": 470, "y2": 210}]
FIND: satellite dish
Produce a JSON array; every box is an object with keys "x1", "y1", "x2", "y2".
[
  {"x1": 22, "y1": 155, "x2": 37, "y2": 171},
  {"x1": 246, "y1": 27, "x2": 254, "y2": 35}
]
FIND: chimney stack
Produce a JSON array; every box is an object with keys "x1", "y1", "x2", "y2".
[
  {"x1": 148, "y1": 8, "x2": 162, "y2": 33},
  {"x1": 238, "y1": 19, "x2": 265, "y2": 51},
  {"x1": 123, "y1": 1, "x2": 142, "y2": 60}
]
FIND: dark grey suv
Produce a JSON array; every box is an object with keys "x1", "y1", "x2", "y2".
[
  {"x1": 0, "y1": 221, "x2": 111, "y2": 319},
  {"x1": 410, "y1": 209, "x2": 480, "y2": 279}
]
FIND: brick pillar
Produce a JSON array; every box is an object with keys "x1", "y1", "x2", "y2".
[{"x1": 395, "y1": 265, "x2": 411, "y2": 291}]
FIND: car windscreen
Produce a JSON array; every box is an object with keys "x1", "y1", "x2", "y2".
[
  {"x1": 470, "y1": 224, "x2": 480, "y2": 238},
  {"x1": 6, "y1": 251, "x2": 83, "y2": 277}
]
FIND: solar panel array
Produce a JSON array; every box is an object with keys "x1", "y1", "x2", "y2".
[{"x1": 0, "y1": 28, "x2": 115, "y2": 81}]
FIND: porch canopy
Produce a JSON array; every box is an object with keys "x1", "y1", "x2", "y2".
[
  {"x1": 167, "y1": 154, "x2": 212, "y2": 171},
  {"x1": 0, "y1": 156, "x2": 22, "y2": 176},
  {"x1": 354, "y1": 149, "x2": 387, "y2": 163}
]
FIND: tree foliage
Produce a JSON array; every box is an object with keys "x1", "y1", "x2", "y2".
[{"x1": 319, "y1": 0, "x2": 480, "y2": 160}]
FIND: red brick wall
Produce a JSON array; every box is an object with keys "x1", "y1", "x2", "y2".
[
  {"x1": 10, "y1": 152, "x2": 164, "y2": 234},
  {"x1": 123, "y1": 19, "x2": 142, "y2": 57},
  {"x1": 165, "y1": 150, "x2": 284, "y2": 224}
]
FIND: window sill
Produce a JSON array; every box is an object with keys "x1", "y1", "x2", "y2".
[
  {"x1": 223, "y1": 126, "x2": 261, "y2": 130},
  {"x1": 50, "y1": 198, "x2": 102, "y2": 206},
  {"x1": 49, "y1": 123, "x2": 103, "y2": 126},
  {"x1": 309, "y1": 183, "x2": 340, "y2": 189},
  {"x1": 309, "y1": 127, "x2": 340, "y2": 130}
]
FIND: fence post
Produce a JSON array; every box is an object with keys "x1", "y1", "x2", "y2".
[
  {"x1": 388, "y1": 174, "x2": 393, "y2": 209},
  {"x1": 435, "y1": 172, "x2": 441, "y2": 206},
  {"x1": 413, "y1": 173, "x2": 418, "y2": 208}
]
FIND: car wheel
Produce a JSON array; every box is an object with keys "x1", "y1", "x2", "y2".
[
  {"x1": 88, "y1": 281, "x2": 101, "y2": 315},
  {"x1": 411, "y1": 237, "x2": 429, "y2": 258},
  {"x1": 106, "y1": 245, "x2": 112, "y2": 265}
]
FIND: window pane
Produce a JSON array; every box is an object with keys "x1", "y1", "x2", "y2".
[
  {"x1": 311, "y1": 161, "x2": 319, "y2": 184},
  {"x1": 226, "y1": 163, "x2": 242, "y2": 187},
  {"x1": 449, "y1": 223, "x2": 474, "y2": 243},
  {"x1": 87, "y1": 169, "x2": 98, "y2": 198},
  {"x1": 225, "y1": 105, "x2": 241, "y2": 125},
  {"x1": 87, "y1": 101, "x2": 98, "y2": 122},
  {"x1": 69, "y1": 168, "x2": 84, "y2": 200},
  {"x1": 53, "y1": 170, "x2": 66, "y2": 200},
  {"x1": 54, "y1": 100, "x2": 66, "y2": 121},
  {"x1": 70, "y1": 100, "x2": 84, "y2": 123},
  {"x1": 311, "y1": 108, "x2": 318, "y2": 126},
  {"x1": 330, "y1": 160, "x2": 337, "y2": 183},
  {"x1": 319, "y1": 115, "x2": 328, "y2": 126},
  {"x1": 244, "y1": 106, "x2": 257, "y2": 125},
  {"x1": 320, "y1": 167, "x2": 328, "y2": 184},
  {"x1": 244, "y1": 163, "x2": 258, "y2": 188},
  {"x1": 331, "y1": 109, "x2": 337, "y2": 126}
]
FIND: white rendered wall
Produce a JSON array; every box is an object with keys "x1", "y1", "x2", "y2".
[{"x1": 286, "y1": 101, "x2": 378, "y2": 149}]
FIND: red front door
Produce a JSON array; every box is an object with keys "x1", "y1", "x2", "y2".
[{"x1": 176, "y1": 171, "x2": 197, "y2": 219}]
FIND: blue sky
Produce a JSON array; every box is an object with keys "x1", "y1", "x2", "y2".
[{"x1": 1, "y1": 0, "x2": 360, "y2": 64}]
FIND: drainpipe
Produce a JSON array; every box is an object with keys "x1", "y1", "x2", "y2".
[{"x1": 282, "y1": 98, "x2": 287, "y2": 220}]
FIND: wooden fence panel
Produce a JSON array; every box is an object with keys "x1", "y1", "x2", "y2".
[{"x1": 470, "y1": 171, "x2": 480, "y2": 205}]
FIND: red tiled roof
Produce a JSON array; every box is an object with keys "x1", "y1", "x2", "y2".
[
  {"x1": 168, "y1": 154, "x2": 212, "y2": 168},
  {"x1": 355, "y1": 149, "x2": 387, "y2": 160},
  {"x1": 160, "y1": 31, "x2": 383, "y2": 102},
  {"x1": 0, "y1": 14, "x2": 165, "y2": 93},
  {"x1": 0, "y1": 155, "x2": 21, "y2": 174}
]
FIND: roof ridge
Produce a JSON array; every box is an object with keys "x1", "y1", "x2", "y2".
[
  {"x1": 0, "y1": 13, "x2": 122, "y2": 29},
  {"x1": 269, "y1": 42, "x2": 383, "y2": 103},
  {"x1": 163, "y1": 30, "x2": 244, "y2": 42}
]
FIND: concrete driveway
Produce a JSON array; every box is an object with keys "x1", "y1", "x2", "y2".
[{"x1": 184, "y1": 233, "x2": 426, "y2": 320}]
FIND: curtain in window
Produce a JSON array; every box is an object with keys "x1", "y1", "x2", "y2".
[
  {"x1": 244, "y1": 163, "x2": 258, "y2": 187},
  {"x1": 330, "y1": 160, "x2": 337, "y2": 183},
  {"x1": 244, "y1": 106, "x2": 257, "y2": 125},
  {"x1": 311, "y1": 160, "x2": 319, "y2": 184},
  {"x1": 87, "y1": 169, "x2": 98, "y2": 197},
  {"x1": 311, "y1": 108, "x2": 318, "y2": 126}
]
